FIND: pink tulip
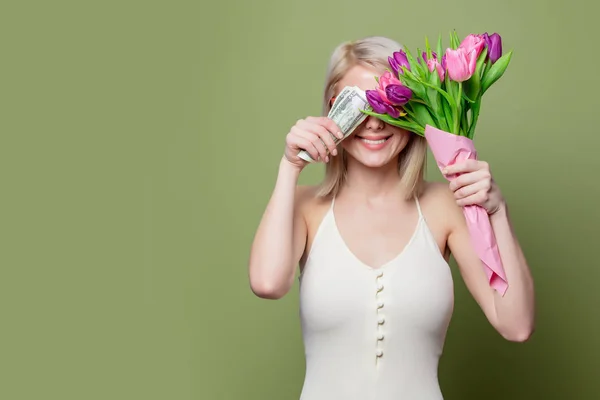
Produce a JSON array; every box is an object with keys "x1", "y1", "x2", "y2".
[
  {"x1": 459, "y1": 34, "x2": 486, "y2": 60},
  {"x1": 444, "y1": 47, "x2": 476, "y2": 82},
  {"x1": 427, "y1": 58, "x2": 445, "y2": 81},
  {"x1": 376, "y1": 71, "x2": 403, "y2": 105}
]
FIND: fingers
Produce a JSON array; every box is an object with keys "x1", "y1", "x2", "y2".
[
  {"x1": 286, "y1": 117, "x2": 344, "y2": 163},
  {"x1": 448, "y1": 169, "x2": 491, "y2": 193},
  {"x1": 455, "y1": 190, "x2": 490, "y2": 207},
  {"x1": 442, "y1": 159, "x2": 488, "y2": 176},
  {"x1": 307, "y1": 116, "x2": 343, "y2": 140},
  {"x1": 296, "y1": 128, "x2": 329, "y2": 162},
  {"x1": 288, "y1": 134, "x2": 320, "y2": 162},
  {"x1": 287, "y1": 127, "x2": 325, "y2": 162},
  {"x1": 452, "y1": 178, "x2": 490, "y2": 202},
  {"x1": 298, "y1": 119, "x2": 339, "y2": 156}
]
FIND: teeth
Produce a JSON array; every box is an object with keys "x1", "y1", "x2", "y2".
[{"x1": 360, "y1": 138, "x2": 386, "y2": 145}]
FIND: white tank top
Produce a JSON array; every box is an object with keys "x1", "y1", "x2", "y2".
[{"x1": 298, "y1": 196, "x2": 454, "y2": 400}]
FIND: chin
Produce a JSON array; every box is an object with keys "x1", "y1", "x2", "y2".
[{"x1": 342, "y1": 133, "x2": 407, "y2": 168}]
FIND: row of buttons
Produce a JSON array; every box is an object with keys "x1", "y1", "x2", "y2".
[{"x1": 375, "y1": 269, "x2": 385, "y2": 361}]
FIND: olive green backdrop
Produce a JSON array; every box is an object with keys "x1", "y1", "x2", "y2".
[{"x1": 2, "y1": 0, "x2": 599, "y2": 399}]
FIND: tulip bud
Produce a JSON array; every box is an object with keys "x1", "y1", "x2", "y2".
[{"x1": 483, "y1": 32, "x2": 503, "y2": 64}]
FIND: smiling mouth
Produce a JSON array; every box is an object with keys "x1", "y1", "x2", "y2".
[{"x1": 355, "y1": 135, "x2": 392, "y2": 145}]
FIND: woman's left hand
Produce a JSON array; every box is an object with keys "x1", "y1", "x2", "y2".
[{"x1": 442, "y1": 159, "x2": 505, "y2": 215}]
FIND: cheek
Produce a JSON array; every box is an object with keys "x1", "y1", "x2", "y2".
[{"x1": 393, "y1": 132, "x2": 411, "y2": 150}]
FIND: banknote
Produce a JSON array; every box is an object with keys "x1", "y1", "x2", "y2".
[{"x1": 297, "y1": 86, "x2": 370, "y2": 163}]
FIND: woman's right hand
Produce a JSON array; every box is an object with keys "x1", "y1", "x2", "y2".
[{"x1": 283, "y1": 116, "x2": 344, "y2": 169}]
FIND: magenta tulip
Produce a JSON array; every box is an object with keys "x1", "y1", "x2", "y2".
[
  {"x1": 482, "y1": 32, "x2": 502, "y2": 63},
  {"x1": 376, "y1": 71, "x2": 403, "y2": 105},
  {"x1": 366, "y1": 90, "x2": 400, "y2": 118},
  {"x1": 388, "y1": 50, "x2": 410, "y2": 76},
  {"x1": 385, "y1": 84, "x2": 412, "y2": 106}
]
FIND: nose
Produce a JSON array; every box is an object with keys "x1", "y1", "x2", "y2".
[{"x1": 365, "y1": 115, "x2": 384, "y2": 131}]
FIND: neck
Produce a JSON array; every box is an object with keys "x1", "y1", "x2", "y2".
[{"x1": 340, "y1": 155, "x2": 405, "y2": 202}]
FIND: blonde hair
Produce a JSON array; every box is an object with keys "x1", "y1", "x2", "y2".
[{"x1": 316, "y1": 36, "x2": 427, "y2": 201}]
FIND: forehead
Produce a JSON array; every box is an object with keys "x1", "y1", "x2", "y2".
[{"x1": 335, "y1": 64, "x2": 384, "y2": 95}]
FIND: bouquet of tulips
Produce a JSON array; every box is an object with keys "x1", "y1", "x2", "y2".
[{"x1": 362, "y1": 31, "x2": 511, "y2": 295}]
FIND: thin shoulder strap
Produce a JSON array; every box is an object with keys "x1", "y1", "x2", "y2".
[{"x1": 414, "y1": 195, "x2": 423, "y2": 218}]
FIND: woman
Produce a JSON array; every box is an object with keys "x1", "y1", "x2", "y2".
[{"x1": 248, "y1": 36, "x2": 535, "y2": 399}]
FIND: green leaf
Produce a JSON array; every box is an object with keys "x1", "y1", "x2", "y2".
[
  {"x1": 441, "y1": 93, "x2": 454, "y2": 130},
  {"x1": 425, "y1": 36, "x2": 433, "y2": 61},
  {"x1": 401, "y1": 102, "x2": 419, "y2": 121},
  {"x1": 415, "y1": 48, "x2": 427, "y2": 79},
  {"x1": 463, "y1": 46, "x2": 487, "y2": 100},
  {"x1": 445, "y1": 77, "x2": 458, "y2": 106},
  {"x1": 360, "y1": 109, "x2": 424, "y2": 136},
  {"x1": 427, "y1": 68, "x2": 442, "y2": 123},
  {"x1": 461, "y1": 91, "x2": 476, "y2": 104},
  {"x1": 449, "y1": 30, "x2": 457, "y2": 49},
  {"x1": 412, "y1": 101, "x2": 437, "y2": 129},
  {"x1": 400, "y1": 67, "x2": 427, "y2": 99},
  {"x1": 436, "y1": 33, "x2": 443, "y2": 62},
  {"x1": 419, "y1": 78, "x2": 456, "y2": 112},
  {"x1": 481, "y1": 50, "x2": 513, "y2": 94},
  {"x1": 403, "y1": 46, "x2": 425, "y2": 77},
  {"x1": 466, "y1": 99, "x2": 481, "y2": 140},
  {"x1": 461, "y1": 105, "x2": 469, "y2": 134},
  {"x1": 453, "y1": 30, "x2": 461, "y2": 49},
  {"x1": 476, "y1": 47, "x2": 488, "y2": 80}
]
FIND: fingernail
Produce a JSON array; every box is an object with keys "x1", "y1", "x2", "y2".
[
  {"x1": 337, "y1": 132, "x2": 343, "y2": 139},
  {"x1": 332, "y1": 149, "x2": 338, "y2": 156},
  {"x1": 325, "y1": 156, "x2": 330, "y2": 163}
]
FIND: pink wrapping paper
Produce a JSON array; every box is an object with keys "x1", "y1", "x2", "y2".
[{"x1": 424, "y1": 125, "x2": 508, "y2": 296}]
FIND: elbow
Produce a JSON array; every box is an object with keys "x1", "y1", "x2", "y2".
[
  {"x1": 249, "y1": 276, "x2": 289, "y2": 300},
  {"x1": 500, "y1": 323, "x2": 535, "y2": 343}
]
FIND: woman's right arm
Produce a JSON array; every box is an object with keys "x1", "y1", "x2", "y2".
[{"x1": 248, "y1": 117, "x2": 342, "y2": 299}]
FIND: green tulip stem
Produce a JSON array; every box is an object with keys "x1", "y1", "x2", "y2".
[
  {"x1": 467, "y1": 97, "x2": 481, "y2": 140},
  {"x1": 454, "y1": 82, "x2": 462, "y2": 134}
]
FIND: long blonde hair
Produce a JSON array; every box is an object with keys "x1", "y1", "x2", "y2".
[{"x1": 316, "y1": 36, "x2": 427, "y2": 201}]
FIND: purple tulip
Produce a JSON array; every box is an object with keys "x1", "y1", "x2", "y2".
[
  {"x1": 366, "y1": 90, "x2": 400, "y2": 118},
  {"x1": 483, "y1": 32, "x2": 502, "y2": 63},
  {"x1": 388, "y1": 50, "x2": 410, "y2": 76},
  {"x1": 385, "y1": 84, "x2": 412, "y2": 106}
]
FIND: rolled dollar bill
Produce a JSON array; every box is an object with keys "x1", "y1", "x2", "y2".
[{"x1": 298, "y1": 86, "x2": 370, "y2": 163}]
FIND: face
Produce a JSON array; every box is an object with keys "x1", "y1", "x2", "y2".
[{"x1": 333, "y1": 64, "x2": 411, "y2": 168}]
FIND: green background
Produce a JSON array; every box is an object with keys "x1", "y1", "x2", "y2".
[{"x1": 2, "y1": 0, "x2": 598, "y2": 399}]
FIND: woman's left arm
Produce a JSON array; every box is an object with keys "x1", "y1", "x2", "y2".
[{"x1": 442, "y1": 159, "x2": 535, "y2": 342}]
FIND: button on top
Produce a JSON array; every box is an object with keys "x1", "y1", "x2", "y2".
[{"x1": 376, "y1": 270, "x2": 384, "y2": 277}]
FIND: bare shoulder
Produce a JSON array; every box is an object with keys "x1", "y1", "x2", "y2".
[
  {"x1": 417, "y1": 181, "x2": 466, "y2": 254},
  {"x1": 419, "y1": 181, "x2": 458, "y2": 213},
  {"x1": 295, "y1": 184, "x2": 331, "y2": 221},
  {"x1": 295, "y1": 184, "x2": 332, "y2": 261}
]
